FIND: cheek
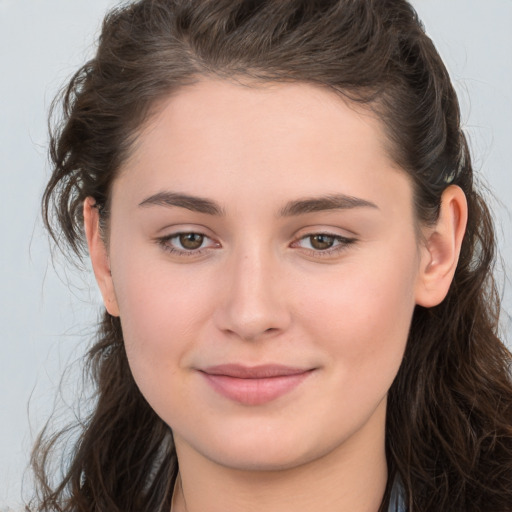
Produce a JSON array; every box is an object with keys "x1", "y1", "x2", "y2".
[
  {"x1": 301, "y1": 245, "x2": 418, "y2": 396},
  {"x1": 110, "y1": 251, "x2": 214, "y2": 396}
]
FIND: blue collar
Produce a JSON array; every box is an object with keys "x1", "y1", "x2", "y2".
[{"x1": 388, "y1": 482, "x2": 406, "y2": 512}]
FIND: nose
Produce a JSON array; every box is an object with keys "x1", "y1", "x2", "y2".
[{"x1": 214, "y1": 246, "x2": 292, "y2": 342}]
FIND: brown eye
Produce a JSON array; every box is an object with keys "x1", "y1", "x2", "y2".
[
  {"x1": 309, "y1": 234, "x2": 336, "y2": 250},
  {"x1": 179, "y1": 233, "x2": 204, "y2": 250}
]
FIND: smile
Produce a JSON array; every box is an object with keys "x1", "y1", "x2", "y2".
[{"x1": 198, "y1": 364, "x2": 316, "y2": 406}]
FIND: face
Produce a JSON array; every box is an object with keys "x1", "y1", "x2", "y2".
[{"x1": 92, "y1": 79, "x2": 430, "y2": 471}]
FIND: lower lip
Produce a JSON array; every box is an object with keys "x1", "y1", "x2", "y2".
[{"x1": 200, "y1": 371, "x2": 314, "y2": 406}]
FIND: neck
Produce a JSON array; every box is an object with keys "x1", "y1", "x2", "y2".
[{"x1": 171, "y1": 401, "x2": 388, "y2": 512}]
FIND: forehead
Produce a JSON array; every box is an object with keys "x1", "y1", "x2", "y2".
[
  {"x1": 135, "y1": 79, "x2": 392, "y2": 161},
  {"x1": 116, "y1": 79, "x2": 410, "y2": 216}
]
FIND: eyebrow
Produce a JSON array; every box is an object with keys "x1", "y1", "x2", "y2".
[
  {"x1": 138, "y1": 191, "x2": 378, "y2": 216},
  {"x1": 138, "y1": 192, "x2": 225, "y2": 215},
  {"x1": 279, "y1": 194, "x2": 379, "y2": 216}
]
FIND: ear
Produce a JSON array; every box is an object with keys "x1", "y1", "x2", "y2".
[
  {"x1": 415, "y1": 185, "x2": 468, "y2": 308},
  {"x1": 83, "y1": 197, "x2": 120, "y2": 316}
]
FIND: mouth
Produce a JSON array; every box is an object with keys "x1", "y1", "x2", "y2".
[{"x1": 198, "y1": 364, "x2": 316, "y2": 405}]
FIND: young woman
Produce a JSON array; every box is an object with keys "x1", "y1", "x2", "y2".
[{"x1": 32, "y1": 0, "x2": 512, "y2": 511}]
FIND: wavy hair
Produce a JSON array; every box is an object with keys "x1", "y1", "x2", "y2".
[{"x1": 32, "y1": 0, "x2": 512, "y2": 510}]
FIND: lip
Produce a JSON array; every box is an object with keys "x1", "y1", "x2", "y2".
[{"x1": 198, "y1": 364, "x2": 315, "y2": 405}]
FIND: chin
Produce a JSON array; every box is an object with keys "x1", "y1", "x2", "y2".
[
  {"x1": 184, "y1": 421, "x2": 351, "y2": 473},
  {"x1": 205, "y1": 445, "x2": 317, "y2": 472}
]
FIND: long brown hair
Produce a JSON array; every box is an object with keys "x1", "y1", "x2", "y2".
[{"x1": 32, "y1": 1, "x2": 512, "y2": 510}]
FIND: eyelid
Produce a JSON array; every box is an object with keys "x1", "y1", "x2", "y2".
[
  {"x1": 156, "y1": 229, "x2": 221, "y2": 256},
  {"x1": 154, "y1": 225, "x2": 357, "y2": 259},
  {"x1": 290, "y1": 231, "x2": 357, "y2": 257}
]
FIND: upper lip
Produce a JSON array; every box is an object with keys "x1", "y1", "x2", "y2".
[{"x1": 200, "y1": 364, "x2": 313, "y2": 379}]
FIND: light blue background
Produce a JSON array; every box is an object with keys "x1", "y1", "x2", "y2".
[{"x1": 1, "y1": 0, "x2": 511, "y2": 507}]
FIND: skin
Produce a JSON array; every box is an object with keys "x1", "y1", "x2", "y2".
[{"x1": 85, "y1": 80, "x2": 467, "y2": 512}]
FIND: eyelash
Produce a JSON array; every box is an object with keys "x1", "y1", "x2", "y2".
[
  {"x1": 157, "y1": 232, "x2": 218, "y2": 257},
  {"x1": 156, "y1": 232, "x2": 357, "y2": 258},
  {"x1": 291, "y1": 233, "x2": 357, "y2": 257}
]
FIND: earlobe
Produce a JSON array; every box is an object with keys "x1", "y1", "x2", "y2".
[
  {"x1": 83, "y1": 197, "x2": 120, "y2": 317},
  {"x1": 415, "y1": 185, "x2": 468, "y2": 308}
]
